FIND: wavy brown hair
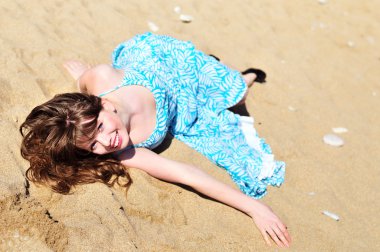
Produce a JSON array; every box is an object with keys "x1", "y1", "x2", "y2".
[{"x1": 19, "y1": 93, "x2": 131, "y2": 194}]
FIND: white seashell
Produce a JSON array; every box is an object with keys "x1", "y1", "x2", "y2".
[
  {"x1": 288, "y1": 106, "x2": 296, "y2": 112},
  {"x1": 318, "y1": 0, "x2": 327, "y2": 4},
  {"x1": 174, "y1": 6, "x2": 181, "y2": 14},
  {"x1": 308, "y1": 192, "x2": 316, "y2": 196},
  {"x1": 147, "y1": 21, "x2": 159, "y2": 32},
  {"x1": 332, "y1": 127, "x2": 348, "y2": 134},
  {"x1": 180, "y1": 14, "x2": 193, "y2": 23},
  {"x1": 322, "y1": 210, "x2": 340, "y2": 221},
  {"x1": 323, "y1": 134, "x2": 344, "y2": 147}
]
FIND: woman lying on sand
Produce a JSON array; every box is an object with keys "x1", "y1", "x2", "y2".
[{"x1": 20, "y1": 33, "x2": 291, "y2": 247}]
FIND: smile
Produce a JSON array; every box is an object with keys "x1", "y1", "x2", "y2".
[{"x1": 113, "y1": 131, "x2": 121, "y2": 148}]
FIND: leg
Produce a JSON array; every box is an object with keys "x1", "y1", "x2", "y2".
[
  {"x1": 209, "y1": 54, "x2": 266, "y2": 85},
  {"x1": 243, "y1": 72, "x2": 257, "y2": 88},
  {"x1": 209, "y1": 54, "x2": 257, "y2": 105},
  {"x1": 234, "y1": 72, "x2": 257, "y2": 106}
]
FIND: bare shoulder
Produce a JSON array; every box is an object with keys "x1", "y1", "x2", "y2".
[{"x1": 79, "y1": 64, "x2": 123, "y2": 96}]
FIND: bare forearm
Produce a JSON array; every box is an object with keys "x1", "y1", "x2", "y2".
[
  {"x1": 182, "y1": 165, "x2": 259, "y2": 216},
  {"x1": 122, "y1": 148, "x2": 261, "y2": 217},
  {"x1": 120, "y1": 148, "x2": 291, "y2": 247}
]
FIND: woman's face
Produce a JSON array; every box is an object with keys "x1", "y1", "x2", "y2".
[{"x1": 80, "y1": 108, "x2": 130, "y2": 155}]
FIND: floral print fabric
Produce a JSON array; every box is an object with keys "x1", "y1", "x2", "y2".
[{"x1": 99, "y1": 33, "x2": 285, "y2": 198}]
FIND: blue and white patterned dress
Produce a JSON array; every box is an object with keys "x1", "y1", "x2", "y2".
[{"x1": 99, "y1": 33, "x2": 285, "y2": 199}]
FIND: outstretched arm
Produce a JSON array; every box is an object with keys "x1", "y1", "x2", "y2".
[{"x1": 119, "y1": 148, "x2": 291, "y2": 248}]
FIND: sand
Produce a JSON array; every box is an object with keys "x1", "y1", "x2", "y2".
[{"x1": 1, "y1": 0, "x2": 379, "y2": 251}]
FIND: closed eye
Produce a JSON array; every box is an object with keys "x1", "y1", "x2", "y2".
[
  {"x1": 98, "y1": 122, "x2": 103, "y2": 131},
  {"x1": 90, "y1": 142, "x2": 97, "y2": 151},
  {"x1": 90, "y1": 122, "x2": 103, "y2": 151}
]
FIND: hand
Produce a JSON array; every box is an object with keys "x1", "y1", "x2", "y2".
[{"x1": 249, "y1": 201, "x2": 291, "y2": 248}]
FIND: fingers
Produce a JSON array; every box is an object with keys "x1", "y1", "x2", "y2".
[
  {"x1": 278, "y1": 223, "x2": 292, "y2": 245},
  {"x1": 250, "y1": 202, "x2": 291, "y2": 248},
  {"x1": 267, "y1": 228, "x2": 285, "y2": 248},
  {"x1": 260, "y1": 230, "x2": 271, "y2": 247},
  {"x1": 272, "y1": 225, "x2": 290, "y2": 248},
  {"x1": 261, "y1": 224, "x2": 291, "y2": 248}
]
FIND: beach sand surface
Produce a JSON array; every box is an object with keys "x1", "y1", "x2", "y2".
[{"x1": 1, "y1": 0, "x2": 379, "y2": 251}]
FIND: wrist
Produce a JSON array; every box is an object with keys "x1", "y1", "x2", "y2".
[
  {"x1": 240, "y1": 196, "x2": 260, "y2": 216},
  {"x1": 245, "y1": 198, "x2": 268, "y2": 218}
]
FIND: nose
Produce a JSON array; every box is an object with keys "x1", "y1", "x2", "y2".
[{"x1": 97, "y1": 133, "x2": 111, "y2": 147}]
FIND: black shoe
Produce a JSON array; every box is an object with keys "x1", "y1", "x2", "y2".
[
  {"x1": 209, "y1": 54, "x2": 267, "y2": 84},
  {"x1": 241, "y1": 68, "x2": 267, "y2": 84},
  {"x1": 209, "y1": 54, "x2": 220, "y2": 61}
]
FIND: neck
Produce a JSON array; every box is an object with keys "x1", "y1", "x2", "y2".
[{"x1": 112, "y1": 99, "x2": 133, "y2": 132}]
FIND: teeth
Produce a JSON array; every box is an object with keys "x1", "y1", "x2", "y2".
[{"x1": 114, "y1": 133, "x2": 119, "y2": 147}]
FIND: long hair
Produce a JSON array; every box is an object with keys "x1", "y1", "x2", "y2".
[{"x1": 19, "y1": 93, "x2": 131, "y2": 194}]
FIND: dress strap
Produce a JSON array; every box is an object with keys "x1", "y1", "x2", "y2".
[{"x1": 98, "y1": 84, "x2": 124, "y2": 97}]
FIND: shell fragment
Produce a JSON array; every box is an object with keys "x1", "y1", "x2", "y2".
[
  {"x1": 332, "y1": 127, "x2": 348, "y2": 134},
  {"x1": 147, "y1": 21, "x2": 159, "y2": 32},
  {"x1": 179, "y1": 14, "x2": 193, "y2": 23},
  {"x1": 174, "y1": 6, "x2": 181, "y2": 14},
  {"x1": 347, "y1": 41, "x2": 355, "y2": 47},
  {"x1": 323, "y1": 134, "x2": 344, "y2": 147},
  {"x1": 322, "y1": 210, "x2": 340, "y2": 221}
]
